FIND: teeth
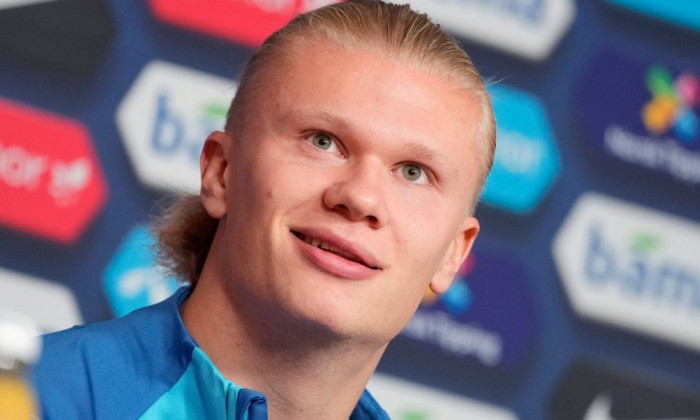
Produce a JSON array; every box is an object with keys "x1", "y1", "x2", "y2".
[
  {"x1": 305, "y1": 237, "x2": 321, "y2": 247},
  {"x1": 303, "y1": 235, "x2": 360, "y2": 262}
]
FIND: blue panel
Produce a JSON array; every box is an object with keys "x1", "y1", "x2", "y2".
[{"x1": 607, "y1": 0, "x2": 700, "y2": 32}]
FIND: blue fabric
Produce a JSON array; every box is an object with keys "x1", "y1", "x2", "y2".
[
  {"x1": 351, "y1": 390, "x2": 389, "y2": 420},
  {"x1": 31, "y1": 286, "x2": 388, "y2": 419},
  {"x1": 137, "y1": 346, "x2": 267, "y2": 419}
]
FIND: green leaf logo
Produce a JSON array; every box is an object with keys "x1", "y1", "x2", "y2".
[
  {"x1": 202, "y1": 103, "x2": 228, "y2": 120},
  {"x1": 630, "y1": 232, "x2": 661, "y2": 253},
  {"x1": 399, "y1": 409, "x2": 431, "y2": 420}
]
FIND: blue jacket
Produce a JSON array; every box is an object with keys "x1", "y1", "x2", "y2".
[{"x1": 31, "y1": 287, "x2": 389, "y2": 419}]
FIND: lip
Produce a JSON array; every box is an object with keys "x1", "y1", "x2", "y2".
[{"x1": 291, "y1": 228, "x2": 382, "y2": 280}]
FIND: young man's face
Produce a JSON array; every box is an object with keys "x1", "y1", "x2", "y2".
[{"x1": 202, "y1": 41, "x2": 485, "y2": 346}]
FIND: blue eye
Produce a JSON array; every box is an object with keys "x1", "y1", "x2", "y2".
[
  {"x1": 402, "y1": 164, "x2": 421, "y2": 181},
  {"x1": 401, "y1": 163, "x2": 429, "y2": 184},
  {"x1": 309, "y1": 133, "x2": 339, "y2": 153}
]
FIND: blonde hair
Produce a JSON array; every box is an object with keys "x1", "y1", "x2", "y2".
[{"x1": 155, "y1": 0, "x2": 495, "y2": 285}]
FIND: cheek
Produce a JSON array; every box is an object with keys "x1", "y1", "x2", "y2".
[
  {"x1": 233, "y1": 149, "x2": 287, "y2": 207},
  {"x1": 390, "y1": 205, "x2": 461, "y2": 287},
  {"x1": 395, "y1": 199, "x2": 455, "y2": 253}
]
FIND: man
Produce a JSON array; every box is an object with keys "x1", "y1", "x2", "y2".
[{"x1": 32, "y1": 0, "x2": 495, "y2": 418}]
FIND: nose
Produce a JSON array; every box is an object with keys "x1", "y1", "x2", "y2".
[{"x1": 322, "y1": 161, "x2": 387, "y2": 228}]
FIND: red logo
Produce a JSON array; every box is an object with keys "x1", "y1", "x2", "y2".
[
  {"x1": 147, "y1": 0, "x2": 340, "y2": 47},
  {"x1": 0, "y1": 98, "x2": 107, "y2": 243}
]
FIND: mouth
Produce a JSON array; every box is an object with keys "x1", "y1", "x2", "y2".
[{"x1": 292, "y1": 231, "x2": 380, "y2": 270}]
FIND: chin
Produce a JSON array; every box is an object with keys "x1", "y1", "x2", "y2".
[
  {"x1": 284, "y1": 305, "x2": 378, "y2": 345},
  {"x1": 313, "y1": 312, "x2": 402, "y2": 348}
]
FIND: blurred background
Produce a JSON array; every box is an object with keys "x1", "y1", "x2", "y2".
[{"x1": 1, "y1": 0, "x2": 699, "y2": 418}]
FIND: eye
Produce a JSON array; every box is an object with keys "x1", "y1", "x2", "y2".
[
  {"x1": 401, "y1": 163, "x2": 430, "y2": 185},
  {"x1": 308, "y1": 132, "x2": 340, "y2": 154}
]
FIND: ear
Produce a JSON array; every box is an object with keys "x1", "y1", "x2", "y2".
[
  {"x1": 200, "y1": 131, "x2": 231, "y2": 219},
  {"x1": 428, "y1": 216, "x2": 480, "y2": 294}
]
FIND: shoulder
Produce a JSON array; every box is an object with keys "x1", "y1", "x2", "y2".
[{"x1": 31, "y1": 287, "x2": 195, "y2": 419}]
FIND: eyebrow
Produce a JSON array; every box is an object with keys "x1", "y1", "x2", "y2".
[
  {"x1": 399, "y1": 141, "x2": 460, "y2": 180},
  {"x1": 279, "y1": 110, "x2": 349, "y2": 130}
]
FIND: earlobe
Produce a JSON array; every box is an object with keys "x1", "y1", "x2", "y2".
[
  {"x1": 200, "y1": 131, "x2": 231, "y2": 219},
  {"x1": 429, "y1": 217, "x2": 480, "y2": 294}
]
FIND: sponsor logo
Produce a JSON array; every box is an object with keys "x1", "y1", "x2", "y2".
[
  {"x1": 0, "y1": 98, "x2": 107, "y2": 243},
  {"x1": 553, "y1": 192, "x2": 700, "y2": 352},
  {"x1": 147, "y1": 0, "x2": 338, "y2": 47},
  {"x1": 642, "y1": 66, "x2": 699, "y2": 145},
  {"x1": 0, "y1": 0, "x2": 114, "y2": 74},
  {"x1": 116, "y1": 60, "x2": 236, "y2": 193},
  {"x1": 481, "y1": 84, "x2": 560, "y2": 214},
  {"x1": 406, "y1": 0, "x2": 575, "y2": 60},
  {"x1": 103, "y1": 225, "x2": 181, "y2": 317},
  {"x1": 400, "y1": 249, "x2": 537, "y2": 368},
  {"x1": 367, "y1": 373, "x2": 518, "y2": 420},
  {"x1": 576, "y1": 49, "x2": 700, "y2": 187},
  {"x1": 551, "y1": 361, "x2": 700, "y2": 419},
  {"x1": 606, "y1": 0, "x2": 700, "y2": 33},
  {"x1": 0, "y1": 267, "x2": 82, "y2": 333}
]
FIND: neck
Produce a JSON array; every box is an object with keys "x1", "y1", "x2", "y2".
[{"x1": 180, "y1": 272, "x2": 386, "y2": 420}]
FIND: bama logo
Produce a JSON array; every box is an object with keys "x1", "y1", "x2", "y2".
[
  {"x1": 406, "y1": 0, "x2": 574, "y2": 61},
  {"x1": 553, "y1": 192, "x2": 700, "y2": 352},
  {"x1": 400, "y1": 250, "x2": 537, "y2": 368},
  {"x1": 0, "y1": 98, "x2": 107, "y2": 243},
  {"x1": 367, "y1": 373, "x2": 518, "y2": 420},
  {"x1": 606, "y1": 0, "x2": 700, "y2": 33},
  {"x1": 148, "y1": 0, "x2": 338, "y2": 47},
  {"x1": 103, "y1": 225, "x2": 181, "y2": 317},
  {"x1": 116, "y1": 61, "x2": 236, "y2": 193},
  {"x1": 576, "y1": 49, "x2": 700, "y2": 187},
  {"x1": 481, "y1": 84, "x2": 560, "y2": 214}
]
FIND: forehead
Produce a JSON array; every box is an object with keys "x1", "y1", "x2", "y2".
[{"x1": 263, "y1": 42, "x2": 478, "y2": 122}]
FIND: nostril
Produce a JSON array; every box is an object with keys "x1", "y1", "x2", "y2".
[{"x1": 322, "y1": 180, "x2": 385, "y2": 226}]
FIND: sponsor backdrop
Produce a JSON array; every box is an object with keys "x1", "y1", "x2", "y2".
[{"x1": 1, "y1": 0, "x2": 699, "y2": 418}]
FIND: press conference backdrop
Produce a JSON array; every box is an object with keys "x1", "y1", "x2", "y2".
[{"x1": 1, "y1": 0, "x2": 700, "y2": 418}]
